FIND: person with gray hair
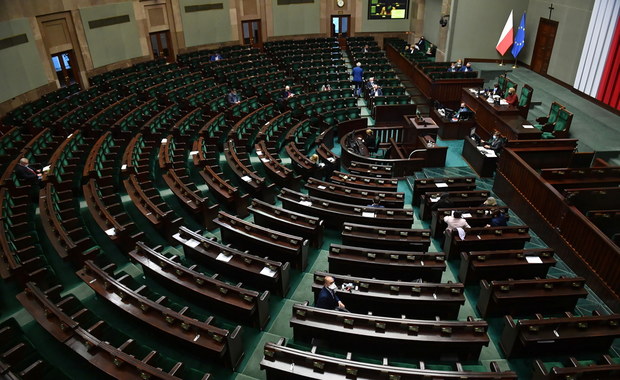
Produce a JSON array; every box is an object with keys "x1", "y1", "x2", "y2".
[{"x1": 352, "y1": 62, "x2": 364, "y2": 97}]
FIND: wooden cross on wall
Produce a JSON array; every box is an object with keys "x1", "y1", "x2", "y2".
[{"x1": 548, "y1": 3, "x2": 555, "y2": 19}]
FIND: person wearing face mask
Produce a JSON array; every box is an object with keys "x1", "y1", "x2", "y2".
[
  {"x1": 315, "y1": 276, "x2": 346, "y2": 311},
  {"x1": 484, "y1": 130, "x2": 505, "y2": 152}
]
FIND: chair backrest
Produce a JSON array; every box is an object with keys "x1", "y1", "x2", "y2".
[
  {"x1": 498, "y1": 75, "x2": 507, "y2": 92},
  {"x1": 548, "y1": 102, "x2": 563, "y2": 124},
  {"x1": 555, "y1": 108, "x2": 573, "y2": 132},
  {"x1": 506, "y1": 80, "x2": 518, "y2": 93},
  {"x1": 519, "y1": 85, "x2": 533, "y2": 108}
]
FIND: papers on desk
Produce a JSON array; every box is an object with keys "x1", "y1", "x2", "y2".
[
  {"x1": 435, "y1": 182, "x2": 448, "y2": 188},
  {"x1": 317, "y1": 185, "x2": 326, "y2": 190},
  {"x1": 522, "y1": 124, "x2": 535, "y2": 129},
  {"x1": 42, "y1": 165, "x2": 51, "y2": 173},
  {"x1": 185, "y1": 238, "x2": 200, "y2": 248},
  {"x1": 500, "y1": 100, "x2": 509, "y2": 106},
  {"x1": 216, "y1": 252, "x2": 233, "y2": 262},
  {"x1": 260, "y1": 266, "x2": 277, "y2": 277},
  {"x1": 430, "y1": 197, "x2": 440, "y2": 202},
  {"x1": 241, "y1": 175, "x2": 252, "y2": 182},
  {"x1": 189, "y1": 150, "x2": 199, "y2": 156},
  {"x1": 477, "y1": 147, "x2": 496, "y2": 157},
  {"x1": 469, "y1": 88, "x2": 477, "y2": 93},
  {"x1": 487, "y1": 97, "x2": 495, "y2": 104},
  {"x1": 300, "y1": 200, "x2": 313, "y2": 207},
  {"x1": 260, "y1": 158, "x2": 269, "y2": 163},
  {"x1": 462, "y1": 213, "x2": 472, "y2": 218},
  {"x1": 362, "y1": 212, "x2": 376, "y2": 218},
  {"x1": 526, "y1": 256, "x2": 543, "y2": 264},
  {"x1": 105, "y1": 228, "x2": 116, "y2": 236}
]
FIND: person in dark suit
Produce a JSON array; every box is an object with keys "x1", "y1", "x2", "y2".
[
  {"x1": 432, "y1": 192, "x2": 454, "y2": 211},
  {"x1": 447, "y1": 63, "x2": 457, "y2": 72},
  {"x1": 369, "y1": 84, "x2": 383, "y2": 97},
  {"x1": 459, "y1": 62, "x2": 473, "y2": 72},
  {"x1": 361, "y1": 44, "x2": 370, "y2": 53},
  {"x1": 367, "y1": 196, "x2": 385, "y2": 208},
  {"x1": 366, "y1": 77, "x2": 377, "y2": 90},
  {"x1": 484, "y1": 130, "x2": 505, "y2": 152},
  {"x1": 491, "y1": 83, "x2": 504, "y2": 97},
  {"x1": 487, "y1": 209, "x2": 509, "y2": 227},
  {"x1": 415, "y1": 36, "x2": 426, "y2": 51},
  {"x1": 210, "y1": 52, "x2": 223, "y2": 61},
  {"x1": 281, "y1": 85, "x2": 294, "y2": 100},
  {"x1": 363, "y1": 129, "x2": 377, "y2": 155},
  {"x1": 426, "y1": 43, "x2": 436, "y2": 57},
  {"x1": 15, "y1": 157, "x2": 42, "y2": 186},
  {"x1": 315, "y1": 276, "x2": 346, "y2": 310},
  {"x1": 226, "y1": 89, "x2": 240, "y2": 105}
]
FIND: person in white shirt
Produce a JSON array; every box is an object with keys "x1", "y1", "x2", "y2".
[{"x1": 443, "y1": 211, "x2": 471, "y2": 231}]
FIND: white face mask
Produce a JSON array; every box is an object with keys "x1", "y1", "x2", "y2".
[
  {"x1": 493, "y1": 135, "x2": 498, "y2": 139},
  {"x1": 328, "y1": 283, "x2": 337, "y2": 291}
]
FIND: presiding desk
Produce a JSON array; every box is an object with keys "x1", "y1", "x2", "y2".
[
  {"x1": 430, "y1": 108, "x2": 476, "y2": 140},
  {"x1": 461, "y1": 88, "x2": 542, "y2": 140},
  {"x1": 462, "y1": 136, "x2": 498, "y2": 177}
]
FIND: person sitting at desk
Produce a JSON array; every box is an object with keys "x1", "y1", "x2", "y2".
[
  {"x1": 490, "y1": 83, "x2": 504, "y2": 97},
  {"x1": 415, "y1": 36, "x2": 426, "y2": 51},
  {"x1": 366, "y1": 77, "x2": 377, "y2": 89},
  {"x1": 361, "y1": 44, "x2": 370, "y2": 53},
  {"x1": 426, "y1": 43, "x2": 436, "y2": 57},
  {"x1": 226, "y1": 89, "x2": 240, "y2": 105},
  {"x1": 444, "y1": 211, "x2": 471, "y2": 232},
  {"x1": 315, "y1": 276, "x2": 347, "y2": 311},
  {"x1": 432, "y1": 192, "x2": 454, "y2": 211},
  {"x1": 367, "y1": 196, "x2": 385, "y2": 208},
  {"x1": 210, "y1": 52, "x2": 223, "y2": 61},
  {"x1": 484, "y1": 130, "x2": 505, "y2": 152},
  {"x1": 483, "y1": 196, "x2": 498, "y2": 207},
  {"x1": 15, "y1": 157, "x2": 42, "y2": 187},
  {"x1": 320, "y1": 83, "x2": 332, "y2": 91},
  {"x1": 447, "y1": 63, "x2": 458, "y2": 72},
  {"x1": 281, "y1": 85, "x2": 295, "y2": 100},
  {"x1": 453, "y1": 102, "x2": 470, "y2": 121},
  {"x1": 504, "y1": 87, "x2": 518, "y2": 106},
  {"x1": 486, "y1": 209, "x2": 508, "y2": 227},
  {"x1": 459, "y1": 62, "x2": 473, "y2": 72},
  {"x1": 455, "y1": 59, "x2": 463, "y2": 70},
  {"x1": 370, "y1": 84, "x2": 383, "y2": 97}
]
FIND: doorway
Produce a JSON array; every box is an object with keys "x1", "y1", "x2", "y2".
[
  {"x1": 242, "y1": 20, "x2": 262, "y2": 48},
  {"x1": 51, "y1": 51, "x2": 79, "y2": 88},
  {"x1": 149, "y1": 31, "x2": 173, "y2": 62},
  {"x1": 531, "y1": 18, "x2": 558, "y2": 75},
  {"x1": 331, "y1": 15, "x2": 350, "y2": 38}
]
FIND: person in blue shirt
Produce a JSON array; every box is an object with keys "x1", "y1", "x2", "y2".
[
  {"x1": 210, "y1": 52, "x2": 223, "y2": 61},
  {"x1": 447, "y1": 62, "x2": 457, "y2": 72},
  {"x1": 352, "y1": 62, "x2": 364, "y2": 97},
  {"x1": 487, "y1": 209, "x2": 509, "y2": 227},
  {"x1": 226, "y1": 89, "x2": 240, "y2": 105},
  {"x1": 315, "y1": 276, "x2": 346, "y2": 310},
  {"x1": 367, "y1": 196, "x2": 385, "y2": 208}
]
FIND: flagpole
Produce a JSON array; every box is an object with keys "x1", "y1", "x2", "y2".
[
  {"x1": 499, "y1": 58, "x2": 504, "y2": 66},
  {"x1": 512, "y1": 59, "x2": 517, "y2": 68}
]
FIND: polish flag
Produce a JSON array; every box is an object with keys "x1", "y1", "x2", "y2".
[{"x1": 496, "y1": 11, "x2": 514, "y2": 55}]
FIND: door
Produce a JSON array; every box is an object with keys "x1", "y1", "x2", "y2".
[
  {"x1": 242, "y1": 20, "x2": 262, "y2": 48},
  {"x1": 331, "y1": 15, "x2": 350, "y2": 38},
  {"x1": 51, "y1": 51, "x2": 79, "y2": 88},
  {"x1": 531, "y1": 18, "x2": 558, "y2": 75},
  {"x1": 149, "y1": 31, "x2": 173, "y2": 62}
]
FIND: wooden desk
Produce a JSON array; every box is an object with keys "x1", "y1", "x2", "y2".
[
  {"x1": 404, "y1": 116, "x2": 439, "y2": 140},
  {"x1": 430, "y1": 108, "x2": 475, "y2": 140},
  {"x1": 461, "y1": 89, "x2": 542, "y2": 140},
  {"x1": 462, "y1": 136, "x2": 498, "y2": 177}
]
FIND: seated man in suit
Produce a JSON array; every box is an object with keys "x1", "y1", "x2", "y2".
[
  {"x1": 15, "y1": 157, "x2": 42, "y2": 186},
  {"x1": 366, "y1": 77, "x2": 377, "y2": 90},
  {"x1": 415, "y1": 36, "x2": 426, "y2": 51},
  {"x1": 367, "y1": 196, "x2": 385, "y2": 208},
  {"x1": 455, "y1": 59, "x2": 463, "y2": 70},
  {"x1": 210, "y1": 52, "x2": 223, "y2": 61},
  {"x1": 459, "y1": 62, "x2": 473, "y2": 72},
  {"x1": 486, "y1": 209, "x2": 509, "y2": 227},
  {"x1": 315, "y1": 276, "x2": 347, "y2": 311},
  {"x1": 226, "y1": 89, "x2": 240, "y2": 105},
  {"x1": 484, "y1": 130, "x2": 506, "y2": 152},
  {"x1": 490, "y1": 83, "x2": 504, "y2": 97},
  {"x1": 281, "y1": 85, "x2": 295, "y2": 100},
  {"x1": 504, "y1": 87, "x2": 519, "y2": 106},
  {"x1": 361, "y1": 44, "x2": 370, "y2": 53},
  {"x1": 447, "y1": 62, "x2": 458, "y2": 72},
  {"x1": 369, "y1": 84, "x2": 383, "y2": 97},
  {"x1": 426, "y1": 43, "x2": 436, "y2": 57}
]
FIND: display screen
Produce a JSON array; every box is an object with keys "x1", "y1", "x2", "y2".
[{"x1": 368, "y1": 0, "x2": 409, "y2": 19}]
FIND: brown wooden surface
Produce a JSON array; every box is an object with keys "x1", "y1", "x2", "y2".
[{"x1": 531, "y1": 18, "x2": 559, "y2": 75}]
